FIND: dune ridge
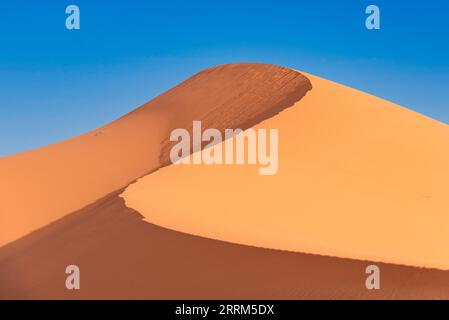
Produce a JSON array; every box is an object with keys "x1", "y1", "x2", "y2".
[{"x1": 158, "y1": 64, "x2": 311, "y2": 165}]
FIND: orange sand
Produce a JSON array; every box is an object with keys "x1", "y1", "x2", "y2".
[
  {"x1": 122, "y1": 72, "x2": 449, "y2": 270},
  {"x1": 0, "y1": 63, "x2": 309, "y2": 246}
]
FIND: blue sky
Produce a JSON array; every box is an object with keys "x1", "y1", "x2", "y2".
[{"x1": 0, "y1": 0, "x2": 448, "y2": 156}]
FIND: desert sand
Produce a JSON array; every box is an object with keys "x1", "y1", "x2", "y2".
[
  {"x1": 1, "y1": 63, "x2": 449, "y2": 299},
  {"x1": 0, "y1": 63, "x2": 309, "y2": 247},
  {"x1": 1, "y1": 189, "x2": 449, "y2": 299},
  {"x1": 122, "y1": 72, "x2": 449, "y2": 270}
]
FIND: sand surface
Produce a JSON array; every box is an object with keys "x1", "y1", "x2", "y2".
[
  {"x1": 1, "y1": 190, "x2": 448, "y2": 299},
  {"x1": 1, "y1": 63, "x2": 448, "y2": 299},
  {"x1": 0, "y1": 63, "x2": 309, "y2": 247},
  {"x1": 122, "y1": 73, "x2": 449, "y2": 270}
]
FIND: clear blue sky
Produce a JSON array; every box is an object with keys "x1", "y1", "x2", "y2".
[{"x1": 0, "y1": 0, "x2": 448, "y2": 156}]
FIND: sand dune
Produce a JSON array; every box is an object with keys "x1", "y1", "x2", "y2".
[
  {"x1": 0, "y1": 63, "x2": 310, "y2": 247},
  {"x1": 122, "y1": 72, "x2": 449, "y2": 270},
  {"x1": 1, "y1": 62, "x2": 449, "y2": 299}
]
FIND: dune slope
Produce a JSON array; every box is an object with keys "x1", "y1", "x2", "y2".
[
  {"x1": 1, "y1": 190, "x2": 449, "y2": 299},
  {"x1": 0, "y1": 63, "x2": 310, "y2": 246},
  {"x1": 122, "y1": 72, "x2": 449, "y2": 270}
]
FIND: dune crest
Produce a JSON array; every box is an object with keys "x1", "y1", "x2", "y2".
[{"x1": 122, "y1": 72, "x2": 449, "y2": 270}]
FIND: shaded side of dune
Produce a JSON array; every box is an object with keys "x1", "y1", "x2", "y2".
[
  {"x1": 0, "y1": 190, "x2": 448, "y2": 299},
  {"x1": 158, "y1": 63, "x2": 311, "y2": 165}
]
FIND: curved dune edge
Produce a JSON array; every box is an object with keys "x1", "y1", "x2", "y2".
[
  {"x1": 0, "y1": 63, "x2": 310, "y2": 247},
  {"x1": 2, "y1": 189, "x2": 449, "y2": 299},
  {"x1": 121, "y1": 72, "x2": 449, "y2": 270}
]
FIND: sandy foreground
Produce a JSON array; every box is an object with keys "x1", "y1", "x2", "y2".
[
  {"x1": 1, "y1": 189, "x2": 449, "y2": 299},
  {"x1": 1, "y1": 63, "x2": 449, "y2": 299}
]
